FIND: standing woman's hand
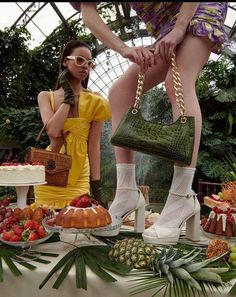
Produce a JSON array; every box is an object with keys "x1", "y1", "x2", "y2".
[
  {"x1": 120, "y1": 46, "x2": 155, "y2": 73},
  {"x1": 154, "y1": 27, "x2": 186, "y2": 64},
  {"x1": 154, "y1": 2, "x2": 200, "y2": 64}
]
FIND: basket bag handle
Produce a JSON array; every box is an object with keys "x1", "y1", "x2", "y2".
[{"x1": 35, "y1": 123, "x2": 68, "y2": 154}]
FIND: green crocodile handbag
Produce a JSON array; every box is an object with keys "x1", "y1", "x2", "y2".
[{"x1": 111, "y1": 55, "x2": 195, "y2": 165}]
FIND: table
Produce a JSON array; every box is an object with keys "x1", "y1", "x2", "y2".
[{"x1": 0, "y1": 231, "x2": 234, "y2": 297}]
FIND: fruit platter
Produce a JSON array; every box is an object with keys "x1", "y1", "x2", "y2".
[{"x1": 0, "y1": 199, "x2": 54, "y2": 249}]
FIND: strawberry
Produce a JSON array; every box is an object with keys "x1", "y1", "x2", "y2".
[
  {"x1": 28, "y1": 231, "x2": 39, "y2": 241},
  {"x1": 2, "y1": 230, "x2": 15, "y2": 241},
  {"x1": 33, "y1": 221, "x2": 40, "y2": 230},
  {"x1": 75, "y1": 196, "x2": 92, "y2": 208},
  {"x1": 70, "y1": 198, "x2": 78, "y2": 207},
  {"x1": 9, "y1": 234, "x2": 21, "y2": 242},
  {"x1": 37, "y1": 225, "x2": 46, "y2": 238},
  {"x1": 12, "y1": 225, "x2": 23, "y2": 236},
  {"x1": 24, "y1": 219, "x2": 35, "y2": 230}
]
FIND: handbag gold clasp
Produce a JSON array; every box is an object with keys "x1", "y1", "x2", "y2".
[
  {"x1": 180, "y1": 116, "x2": 187, "y2": 124},
  {"x1": 132, "y1": 108, "x2": 138, "y2": 114}
]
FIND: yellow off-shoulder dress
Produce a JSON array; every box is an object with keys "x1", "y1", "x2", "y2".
[{"x1": 33, "y1": 91, "x2": 111, "y2": 209}]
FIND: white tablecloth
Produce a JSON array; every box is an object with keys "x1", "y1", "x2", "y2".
[{"x1": 1, "y1": 232, "x2": 234, "y2": 297}]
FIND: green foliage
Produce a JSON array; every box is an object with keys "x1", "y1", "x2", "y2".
[
  {"x1": 0, "y1": 106, "x2": 49, "y2": 161},
  {"x1": 0, "y1": 26, "x2": 32, "y2": 109},
  {"x1": 196, "y1": 54, "x2": 236, "y2": 182},
  {"x1": 222, "y1": 152, "x2": 236, "y2": 181}
]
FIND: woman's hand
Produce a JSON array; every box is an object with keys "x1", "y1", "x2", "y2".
[
  {"x1": 120, "y1": 46, "x2": 155, "y2": 73},
  {"x1": 154, "y1": 27, "x2": 186, "y2": 64},
  {"x1": 59, "y1": 69, "x2": 75, "y2": 106}
]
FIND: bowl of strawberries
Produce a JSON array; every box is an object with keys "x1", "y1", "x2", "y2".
[{"x1": 0, "y1": 202, "x2": 54, "y2": 248}]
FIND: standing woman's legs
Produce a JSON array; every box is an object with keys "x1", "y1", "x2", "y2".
[
  {"x1": 108, "y1": 61, "x2": 168, "y2": 229},
  {"x1": 143, "y1": 34, "x2": 213, "y2": 243}
]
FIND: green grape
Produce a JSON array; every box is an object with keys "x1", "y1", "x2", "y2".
[
  {"x1": 230, "y1": 245, "x2": 236, "y2": 253},
  {"x1": 232, "y1": 260, "x2": 236, "y2": 267},
  {"x1": 230, "y1": 252, "x2": 236, "y2": 260}
]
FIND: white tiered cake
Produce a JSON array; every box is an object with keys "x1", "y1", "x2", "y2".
[{"x1": 0, "y1": 163, "x2": 45, "y2": 184}]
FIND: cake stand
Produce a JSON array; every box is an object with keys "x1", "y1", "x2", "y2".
[
  {"x1": 0, "y1": 182, "x2": 47, "y2": 208},
  {"x1": 42, "y1": 214, "x2": 122, "y2": 245}
]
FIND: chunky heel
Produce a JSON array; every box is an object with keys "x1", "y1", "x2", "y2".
[
  {"x1": 134, "y1": 203, "x2": 145, "y2": 233},
  {"x1": 186, "y1": 209, "x2": 200, "y2": 242}
]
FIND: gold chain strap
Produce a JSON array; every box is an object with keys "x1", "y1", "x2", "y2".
[
  {"x1": 132, "y1": 53, "x2": 187, "y2": 123},
  {"x1": 171, "y1": 53, "x2": 186, "y2": 123}
]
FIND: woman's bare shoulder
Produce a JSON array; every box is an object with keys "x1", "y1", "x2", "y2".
[
  {"x1": 37, "y1": 90, "x2": 53, "y2": 104},
  {"x1": 38, "y1": 90, "x2": 51, "y2": 98}
]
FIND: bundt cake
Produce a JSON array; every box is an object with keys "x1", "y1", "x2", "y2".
[
  {"x1": 201, "y1": 207, "x2": 236, "y2": 237},
  {"x1": 55, "y1": 194, "x2": 112, "y2": 228},
  {"x1": 201, "y1": 182, "x2": 236, "y2": 238}
]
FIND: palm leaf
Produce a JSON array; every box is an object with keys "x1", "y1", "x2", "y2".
[
  {"x1": 83, "y1": 252, "x2": 117, "y2": 283},
  {"x1": 223, "y1": 151, "x2": 236, "y2": 181},
  {"x1": 52, "y1": 254, "x2": 76, "y2": 289},
  {"x1": 228, "y1": 282, "x2": 236, "y2": 295},
  {"x1": 1, "y1": 255, "x2": 22, "y2": 277},
  {"x1": 75, "y1": 253, "x2": 87, "y2": 290},
  {"x1": 128, "y1": 271, "x2": 168, "y2": 296},
  {"x1": 0, "y1": 257, "x2": 3, "y2": 282},
  {"x1": 39, "y1": 245, "x2": 131, "y2": 290},
  {"x1": 81, "y1": 245, "x2": 131, "y2": 275},
  {"x1": 0, "y1": 244, "x2": 59, "y2": 282},
  {"x1": 39, "y1": 248, "x2": 78, "y2": 289}
]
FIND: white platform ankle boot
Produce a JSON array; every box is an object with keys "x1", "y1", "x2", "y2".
[{"x1": 142, "y1": 192, "x2": 201, "y2": 245}]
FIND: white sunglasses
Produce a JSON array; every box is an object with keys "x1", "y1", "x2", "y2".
[{"x1": 66, "y1": 55, "x2": 96, "y2": 69}]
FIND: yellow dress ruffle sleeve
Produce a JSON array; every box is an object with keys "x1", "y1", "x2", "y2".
[{"x1": 33, "y1": 91, "x2": 111, "y2": 209}]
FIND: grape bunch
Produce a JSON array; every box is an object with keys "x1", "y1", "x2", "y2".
[
  {"x1": 0, "y1": 199, "x2": 19, "y2": 233},
  {"x1": 228, "y1": 244, "x2": 236, "y2": 267}
]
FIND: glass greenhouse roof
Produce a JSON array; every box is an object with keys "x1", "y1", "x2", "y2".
[{"x1": 0, "y1": 2, "x2": 236, "y2": 98}]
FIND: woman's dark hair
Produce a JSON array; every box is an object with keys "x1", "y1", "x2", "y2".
[{"x1": 55, "y1": 39, "x2": 92, "y2": 90}]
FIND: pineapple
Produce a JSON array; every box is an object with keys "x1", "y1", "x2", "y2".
[
  {"x1": 108, "y1": 238, "x2": 157, "y2": 269},
  {"x1": 109, "y1": 238, "x2": 229, "y2": 292}
]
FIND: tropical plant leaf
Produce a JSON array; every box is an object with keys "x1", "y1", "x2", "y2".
[
  {"x1": 83, "y1": 252, "x2": 117, "y2": 283},
  {"x1": 0, "y1": 257, "x2": 3, "y2": 282},
  {"x1": 37, "y1": 251, "x2": 59, "y2": 257},
  {"x1": 81, "y1": 245, "x2": 132, "y2": 275},
  {"x1": 39, "y1": 248, "x2": 77, "y2": 289},
  {"x1": 39, "y1": 244, "x2": 132, "y2": 290},
  {"x1": 75, "y1": 253, "x2": 87, "y2": 290},
  {"x1": 228, "y1": 282, "x2": 236, "y2": 296},
  {"x1": 52, "y1": 254, "x2": 76, "y2": 289},
  {"x1": 20, "y1": 254, "x2": 52, "y2": 264},
  {"x1": 0, "y1": 244, "x2": 59, "y2": 282},
  {"x1": 1, "y1": 255, "x2": 22, "y2": 277},
  {"x1": 14, "y1": 260, "x2": 36, "y2": 271},
  {"x1": 220, "y1": 268, "x2": 236, "y2": 282}
]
